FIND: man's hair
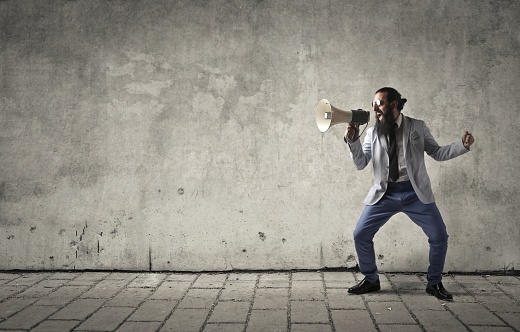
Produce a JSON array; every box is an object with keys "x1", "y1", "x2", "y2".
[{"x1": 376, "y1": 87, "x2": 407, "y2": 111}]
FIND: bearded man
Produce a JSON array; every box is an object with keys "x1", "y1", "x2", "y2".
[{"x1": 344, "y1": 87, "x2": 475, "y2": 300}]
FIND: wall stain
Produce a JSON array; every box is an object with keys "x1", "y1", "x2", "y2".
[{"x1": 258, "y1": 232, "x2": 266, "y2": 241}]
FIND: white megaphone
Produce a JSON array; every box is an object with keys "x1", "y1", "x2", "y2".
[{"x1": 316, "y1": 99, "x2": 370, "y2": 133}]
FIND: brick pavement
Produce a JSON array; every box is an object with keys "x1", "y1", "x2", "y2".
[{"x1": 0, "y1": 271, "x2": 518, "y2": 331}]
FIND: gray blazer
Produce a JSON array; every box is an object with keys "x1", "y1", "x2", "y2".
[{"x1": 347, "y1": 115, "x2": 469, "y2": 205}]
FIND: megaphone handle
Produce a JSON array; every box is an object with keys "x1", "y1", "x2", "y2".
[
  {"x1": 345, "y1": 123, "x2": 360, "y2": 142},
  {"x1": 345, "y1": 123, "x2": 368, "y2": 143}
]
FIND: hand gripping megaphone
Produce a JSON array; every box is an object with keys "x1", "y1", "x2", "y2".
[{"x1": 316, "y1": 99, "x2": 370, "y2": 133}]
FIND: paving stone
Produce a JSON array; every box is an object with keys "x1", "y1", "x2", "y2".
[
  {"x1": 453, "y1": 275, "x2": 488, "y2": 283},
  {"x1": 50, "y1": 298, "x2": 106, "y2": 320},
  {"x1": 292, "y1": 272, "x2": 322, "y2": 281},
  {"x1": 331, "y1": 310, "x2": 377, "y2": 332},
  {"x1": 0, "y1": 305, "x2": 60, "y2": 330},
  {"x1": 160, "y1": 308, "x2": 208, "y2": 332},
  {"x1": 127, "y1": 299, "x2": 176, "y2": 321},
  {"x1": 165, "y1": 274, "x2": 198, "y2": 282},
  {"x1": 117, "y1": 321, "x2": 163, "y2": 332},
  {"x1": 68, "y1": 272, "x2": 110, "y2": 286},
  {"x1": 367, "y1": 301, "x2": 416, "y2": 325},
  {"x1": 400, "y1": 294, "x2": 446, "y2": 311},
  {"x1": 93, "y1": 278, "x2": 131, "y2": 288},
  {"x1": 0, "y1": 284, "x2": 27, "y2": 301},
  {"x1": 290, "y1": 323, "x2": 332, "y2": 332},
  {"x1": 192, "y1": 274, "x2": 227, "y2": 288},
  {"x1": 127, "y1": 273, "x2": 167, "y2": 288},
  {"x1": 387, "y1": 274, "x2": 425, "y2": 290},
  {"x1": 75, "y1": 306, "x2": 134, "y2": 331},
  {"x1": 258, "y1": 273, "x2": 290, "y2": 288},
  {"x1": 7, "y1": 273, "x2": 48, "y2": 286},
  {"x1": 446, "y1": 302, "x2": 505, "y2": 326},
  {"x1": 475, "y1": 293, "x2": 520, "y2": 312},
  {"x1": 0, "y1": 297, "x2": 38, "y2": 319},
  {"x1": 149, "y1": 281, "x2": 191, "y2": 301},
  {"x1": 104, "y1": 287, "x2": 153, "y2": 307},
  {"x1": 202, "y1": 323, "x2": 245, "y2": 331},
  {"x1": 219, "y1": 280, "x2": 256, "y2": 301},
  {"x1": 363, "y1": 290, "x2": 401, "y2": 302},
  {"x1": 178, "y1": 288, "x2": 220, "y2": 309},
  {"x1": 412, "y1": 310, "x2": 468, "y2": 332},
  {"x1": 208, "y1": 301, "x2": 251, "y2": 323},
  {"x1": 47, "y1": 272, "x2": 80, "y2": 280},
  {"x1": 323, "y1": 272, "x2": 357, "y2": 288},
  {"x1": 326, "y1": 288, "x2": 365, "y2": 310},
  {"x1": 105, "y1": 272, "x2": 140, "y2": 281},
  {"x1": 453, "y1": 276, "x2": 502, "y2": 293},
  {"x1": 30, "y1": 319, "x2": 80, "y2": 332},
  {"x1": 378, "y1": 324, "x2": 422, "y2": 332},
  {"x1": 34, "y1": 285, "x2": 90, "y2": 306},
  {"x1": 291, "y1": 280, "x2": 325, "y2": 300},
  {"x1": 247, "y1": 309, "x2": 287, "y2": 332},
  {"x1": 497, "y1": 284, "x2": 520, "y2": 300},
  {"x1": 485, "y1": 276, "x2": 520, "y2": 285},
  {"x1": 227, "y1": 273, "x2": 258, "y2": 281},
  {"x1": 496, "y1": 312, "x2": 520, "y2": 331},
  {"x1": 290, "y1": 301, "x2": 329, "y2": 324},
  {"x1": 253, "y1": 288, "x2": 289, "y2": 309},
  {"x1": 0, "y1": 273, "x2": 18, "y2": 281},
  {"x1": 469, "y1": 327, "x2": 516, "y2": 332},
  {"x1": 80, "y1": 286, "x2": 125, "y2": 299},
  {"x1": 14, "y1": 279, "x2": 67, "y2": 298}
]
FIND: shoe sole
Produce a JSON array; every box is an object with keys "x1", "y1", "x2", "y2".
[
  {"x1": 348, "y1": 286, "x2": 381, "y2": 295},
  {"x1": 426, "y1": 288, "x2": 453, "y2": 301}
]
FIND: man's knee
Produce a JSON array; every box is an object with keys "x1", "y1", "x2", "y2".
[
  {"x1": 429, "y1": 231, "x2": 448, "y2": 248},
  {"x1": 353, "y1": 227, "x2": 372, "y2": 244}
]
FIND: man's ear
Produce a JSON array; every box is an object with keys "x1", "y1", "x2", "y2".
[{"x1": 391, "y1": 100, "x2": 398, "y2": 110}]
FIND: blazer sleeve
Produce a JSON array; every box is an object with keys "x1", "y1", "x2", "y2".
[
  {"x1": 346, "y1": 128, "x2": 373, "y2": 170},
  {"x1": 423, "y1": 122, "x2": 469, "y2": 161}
]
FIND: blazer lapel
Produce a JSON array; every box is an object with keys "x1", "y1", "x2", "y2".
[
  {"x1": 379, "y1": 129, "x2": 388, "y2": 152},
  {"x1": 401, "y1": 115, "x2": 411, "y2": 155}
]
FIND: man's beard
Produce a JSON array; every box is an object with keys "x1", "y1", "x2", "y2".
[{"x1": 375, "y1": 110, "x2": 397, "y2": 137}]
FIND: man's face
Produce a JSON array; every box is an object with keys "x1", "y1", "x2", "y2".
[
  {"x1": 372, "y1": 92, "x2": 390, "y2": 122},
  {"x1": 373, "y1": 92, "x2": 398, "y2": 137}
]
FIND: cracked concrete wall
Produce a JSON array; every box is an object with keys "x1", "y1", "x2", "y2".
[{"x1": 1, "y1": 0, "x2": 519, "y2": 272}]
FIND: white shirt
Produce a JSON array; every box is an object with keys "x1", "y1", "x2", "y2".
[{"x1": 393, "y1": 113, "x2": 409, "y2": 182}]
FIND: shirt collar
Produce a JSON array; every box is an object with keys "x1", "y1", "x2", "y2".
[{"x1": 395, "y1": 113, "x2": 403, "y2": 128}]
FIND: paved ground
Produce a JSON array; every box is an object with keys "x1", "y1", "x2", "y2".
[{"x1": 0, "y1": 271, "x2": 518, "y2": 332}]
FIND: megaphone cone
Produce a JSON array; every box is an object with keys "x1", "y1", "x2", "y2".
[{"x1": 316, "y1": 99, "x2": 370, "y2": 133}]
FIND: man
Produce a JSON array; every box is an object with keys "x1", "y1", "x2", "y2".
[{"x1": 344, "y1": 87, "x2": 474, "y2": 300}]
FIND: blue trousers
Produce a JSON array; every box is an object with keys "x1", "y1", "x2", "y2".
[{"x1": 353, "y1": 181, "x2": 448, "y2": 285}]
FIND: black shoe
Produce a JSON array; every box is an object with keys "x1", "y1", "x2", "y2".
[
  {"x1": 348, "y1": 278, "x2": 381, "y2": 295},
  {"x1": 426, "y1": 282, "x2": 453, "y2": 300}
]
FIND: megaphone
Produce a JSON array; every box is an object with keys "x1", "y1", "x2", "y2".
[{"x1": 316, "y1": 99, "x2": 370, "y2": 133}]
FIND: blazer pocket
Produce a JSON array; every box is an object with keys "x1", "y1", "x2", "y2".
[{"x1": 410, "y1": 130, "x2": 421, "y2": 142}]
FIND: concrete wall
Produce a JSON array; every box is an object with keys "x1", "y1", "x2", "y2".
[{"x1": 1, "y1": 0, "x2": 519, "y2": 272}]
